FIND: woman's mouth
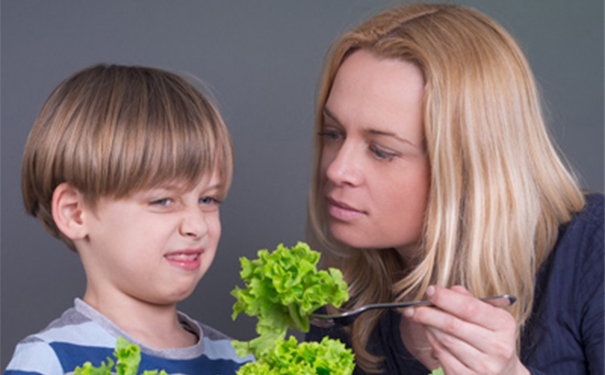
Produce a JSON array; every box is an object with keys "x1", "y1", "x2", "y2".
[{"x1": 326, "y1": 197, "x2": 366, "y2": 221}]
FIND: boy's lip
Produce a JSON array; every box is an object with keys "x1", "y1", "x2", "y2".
[{"x1": 164, "y1": 248, "x2": 204, "y2": 271}]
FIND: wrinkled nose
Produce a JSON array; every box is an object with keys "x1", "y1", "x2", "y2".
[{"x1": 179, "y1": 208, "x2": 208, "y2": 239}]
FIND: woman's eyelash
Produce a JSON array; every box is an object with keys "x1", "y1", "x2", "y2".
[
  {"x1": 317, "y1": 130, "x2": 343, "y2": 141},
  {"x1": 369, "y1": 144, "x2": 398, "y2": 160},
  {"x1": 319, "y1": 128, "x2": 398, "y2": 160}
]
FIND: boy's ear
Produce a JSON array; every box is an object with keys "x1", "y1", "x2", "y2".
[{"x1": 52, "y1": 183, "x2": 89, "y2": 241}]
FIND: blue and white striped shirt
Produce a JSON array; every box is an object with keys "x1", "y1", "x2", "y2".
[{"x1": 4, "y1": 299, "x2": 252, "y2": 375}]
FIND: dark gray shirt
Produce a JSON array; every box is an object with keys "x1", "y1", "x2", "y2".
[{"x1": 307, "y1": 193, "x2": 604, "y2": 375}]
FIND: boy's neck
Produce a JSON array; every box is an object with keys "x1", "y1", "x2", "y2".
[{"x1": 83, "y1": 291, "x2": 198, "y2": 349}]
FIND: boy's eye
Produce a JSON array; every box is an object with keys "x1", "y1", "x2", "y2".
[
  {"x1": 199, "y1": 197, "x2": 220, "y2": 205},
  {"x1": 150, "y1": 198, "x2": 173, "y2": 206},
  {"x1": 369, "y1": 144, "x2": 398, "y2": 161}
]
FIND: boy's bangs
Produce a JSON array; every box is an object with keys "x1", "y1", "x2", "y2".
[
  {"x1": 109, "y1": 114, "x2": 233, "y2": 198},
  {"x1": 88, "y1": 68, "x2": 234, "y2": 198}
]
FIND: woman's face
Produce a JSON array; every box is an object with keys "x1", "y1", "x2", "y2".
[{"x1": 319, "y1": 49, "x2": 430, "y2": 256}]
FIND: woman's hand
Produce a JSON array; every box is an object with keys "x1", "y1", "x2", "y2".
[{"x1": 403, "y1": 285, "x2": 530, "y2": 375}]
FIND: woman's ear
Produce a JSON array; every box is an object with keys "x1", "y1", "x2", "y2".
[{"x1": 52, "y1": 183, "x2": 89, "y2": 241}]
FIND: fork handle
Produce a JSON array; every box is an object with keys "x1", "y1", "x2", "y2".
[{"x1": 372, "y1": 294, "x2": 516, "y2": 310}]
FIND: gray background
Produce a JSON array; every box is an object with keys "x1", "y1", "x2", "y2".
[{"x1": 1, "y1": 0, "x2": 603, "y2": 368}]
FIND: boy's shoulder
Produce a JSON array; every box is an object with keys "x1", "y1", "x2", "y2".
[
  {"x1": 15, "y1": 301, "x2": 116, "y2": 346},
  {"x1": 7, "y1": 302, "x2": 252, "y2": 375},
  {"x1": 5, "y1": 301, "x2": 117, "y2": 375}
]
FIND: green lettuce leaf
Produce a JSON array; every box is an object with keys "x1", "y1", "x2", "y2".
[
  {"x1": 429, "y1": 367, "x2": 444, "y2": 375},
  {"x1": 73, "y1": 359, "x2": 114, "y2": 375},
  {"x1": 73, "y1": 337, "x2": 169, "y2": 375},
  {"x1": 231, "y1": 242, "x2": 349, "y2": 358},
  {"x1": 236, "y1": 336, "x2": 355, "y2": 375}
]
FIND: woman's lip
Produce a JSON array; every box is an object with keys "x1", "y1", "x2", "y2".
[
  {"x1": 165, "y1": 249, "x2": 204, "y2": 271},
  {"x1": 326, "y1": 197, "x2": 366, "y2": 221}
]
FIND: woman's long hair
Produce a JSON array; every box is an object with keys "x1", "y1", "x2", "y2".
[{"x1": 307, "y1": 4, "x2": 585, "y2": 372}]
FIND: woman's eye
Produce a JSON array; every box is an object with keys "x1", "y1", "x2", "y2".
[
  {"x1": 369, "y1": 144, "x2": 398, "y2": 161},
  {"x1": 317, "y1": 129, "x2": 344, "y2": 142}
]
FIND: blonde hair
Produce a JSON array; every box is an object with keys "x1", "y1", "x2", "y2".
[
  {"x1": 22, "y1": 64, "x2": 234, "y2": 251},
  {"x1": 307, "y1": 4, "x2": 585, "y2": 372}
]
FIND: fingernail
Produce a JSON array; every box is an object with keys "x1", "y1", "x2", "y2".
[
  {"x1": 426, "y1": 286, "x2": 435, "y2": 297},
  {"x1": 403, "y1": 307, "x2": 415, "y2": 318}
]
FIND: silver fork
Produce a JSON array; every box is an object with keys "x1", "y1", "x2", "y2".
[{"x1": 309, "y1": 294, "x2": 516, "y2": 328}]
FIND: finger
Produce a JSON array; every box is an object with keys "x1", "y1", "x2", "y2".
[
  {"x1": 427, "y1": 326, "x2": 488, "y2": 371},
  {"x1": 425, "y1": 285, "x2": 513, "y2": 331},
  {"x1": 426, "y1": 329, "x2": 475, "y2": 375},
  {"x1": 450, "y1": 285, "x2": 473, "y2": 296},
  {"x1": 430, "y1": 325, "x2": 522, "y2": 375},
  {"x1": 409, "y1": 305, "x2": 495, "y2": 355},
  {"x1": 437, "y1": 285, "x2": 515, "y2": 308}
]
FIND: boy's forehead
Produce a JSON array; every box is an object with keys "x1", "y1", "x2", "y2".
[{"x1": 148, "y1": 170, "x2": 225, "y2": 192}]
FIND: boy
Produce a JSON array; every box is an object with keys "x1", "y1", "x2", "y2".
[{"x1": 5, "y1": 64, "x2": 250, "y2": 374}]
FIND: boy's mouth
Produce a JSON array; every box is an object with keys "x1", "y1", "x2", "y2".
[{"x1": 164, "y1": 249, "x2": 204, "y2": 271}]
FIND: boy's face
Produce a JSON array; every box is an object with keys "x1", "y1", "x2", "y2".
[{"x1": 78, "y1": 171, "x2": 225, "y2": 307}]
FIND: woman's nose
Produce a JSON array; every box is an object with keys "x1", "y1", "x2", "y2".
[{"x1": 324, "y1": 142, "x2": 363, "y2": 187}]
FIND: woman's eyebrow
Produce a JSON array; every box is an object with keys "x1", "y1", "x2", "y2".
[
  {"x1": 367, "y1": 129, "x2": 408, "y2": 143},
  {"x1": 324, "y1": 106, "x2": 421, "y2": 149},
  {"x1": 368, "y1": 129, "x2": 421, "y2": 150},
  {"x1": 323, "y1": 107, "x2": 341, "y2": 124}
]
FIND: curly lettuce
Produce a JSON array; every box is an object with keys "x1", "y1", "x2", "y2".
[
  {"x1": 73, "y1": 242, "x2": 354, "y2": 375},
  {"x1": 236, "y1": 336, "x2": 354, "y2": 375},
  {"x1": 231, "y1": 242, "x2": 354, "y2": 375},
  {"x1": 73, "y1": 337, "x2": 169, "y2": 375},
  {"x1": 230, "y1": 242, "x2": 349, "y2": 358}
]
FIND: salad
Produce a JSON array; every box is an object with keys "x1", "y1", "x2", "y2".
[
  {"x1": 72, "y1": 241, "x2": 444, "y2": 375},
  {"x1": 231, "y1": 241, "x2": 444, "y2": 375},
  {"x1": 230, "y1": 242, "x2": 353, "y2": 374}
]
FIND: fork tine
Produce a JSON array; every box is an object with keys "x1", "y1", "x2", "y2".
[
  {"x1": 333, "y1": 314, "x2": 357, "y2": 327},
  {"x1": 309, "y1": 317, "x2": 337, "y2": 329}
]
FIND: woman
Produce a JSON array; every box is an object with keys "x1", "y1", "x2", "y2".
[{"x1": 305, "y1": 4, "x2": 603, "y2": 375}]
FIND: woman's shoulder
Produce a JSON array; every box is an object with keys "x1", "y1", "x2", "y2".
[
  {"x1": 575, "y1": 193, "x2": 604, "y2": 224},
  {"x1": 533, "y1": 192, "x2": 603, "y2": 309},
  {"x1": 522, "y1": 193, "x2": 603, "y2": 371},
  {"x1": 547, "y1": 192, "x2": 603, "y2": 298},
  {"x1": 555, "y1": 192, "x2": 603, "y2": 256}
]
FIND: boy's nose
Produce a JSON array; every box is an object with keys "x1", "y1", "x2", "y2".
[
  {"x1": 179, "y1": 208, "x2": 208, "y2": 239},
  {"x1": 325, "y1": 143, "x2": 363, "y2": 187}
]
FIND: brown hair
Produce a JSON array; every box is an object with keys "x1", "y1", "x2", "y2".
[
  {"x1": 22, "y1": 64, "x2": 234, "y2": 251},
  {"x1": 308, "y1": 4, "x2": 584, "y2": 372}
]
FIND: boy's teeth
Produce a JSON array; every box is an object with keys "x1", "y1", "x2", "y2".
[{"x1": 167, "y1": 253, "x2": 197, "y2": 261}]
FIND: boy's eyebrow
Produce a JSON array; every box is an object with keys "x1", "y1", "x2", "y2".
[
  {"x1": 147, "y1": 180, "x2": 226, "y2": 193},
  {"x1": 323, "y1": 106, "x2": 418, "y2": 148},
  {"x1": 203, "y1": 182, "x2": 227, "y2": 193}
]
